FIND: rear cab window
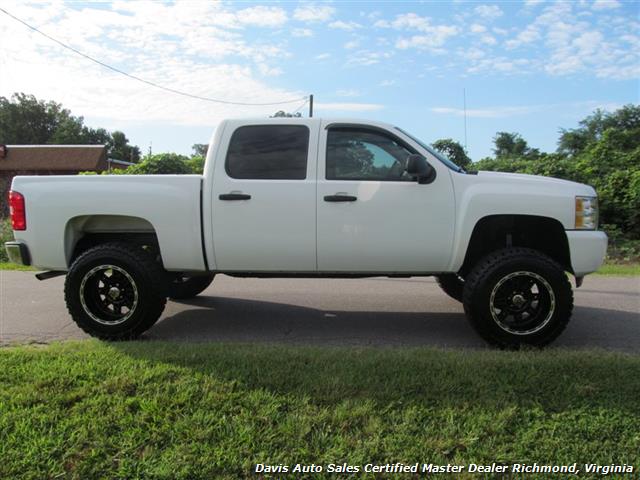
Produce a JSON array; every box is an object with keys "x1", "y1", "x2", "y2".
[{"x1": 226, "y1": 125, "x2": 310, "y2": 180}]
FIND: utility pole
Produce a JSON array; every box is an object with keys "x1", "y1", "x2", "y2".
[{"x1": 309, "y1": 94, "x2": 314, "y2": 118}]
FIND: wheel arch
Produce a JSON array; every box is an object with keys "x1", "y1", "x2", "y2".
[
  {"x1": 65, "y1": 215, "x2": 161, "y2": 266},
  {"x1": 458, "y1": 214, "x2": 572, "y2": 277}
]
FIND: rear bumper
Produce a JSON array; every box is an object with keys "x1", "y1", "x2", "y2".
[
  {"x1": 566, "y1": 230, "x2": 607, "y2": 277},
  {"x1": 4, "y1": 241, "x2": 31, "y2": 266}
]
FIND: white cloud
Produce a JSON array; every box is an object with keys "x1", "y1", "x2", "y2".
[
  {"x1": 524, "y1": 0, "x2": 545, "y2": 6},
  {"x1": 480, "y1": 34, "x2": 497, "y2": 45},
  {"x1": 315, "y1": 102, "x2": 384, "y2": 112},
  {"x1": 505, "y1": 25, "x2": 540, "y2": 49},
  {"x1": 293, "y1": 4, "x2": 335, "y2": 23},
  {"x1": 592, "y1": 0, "x2": 621, "y2": 10},
  {"x1": 431, "y1": 105, "x2": 540, "y2": 118},
  {"x1": 329, "y1": 20, "x2": 362, "y2": 31},
  {"x1": 379, "y1": 79, "x2": 396, "y2": 87},
  {"x1": 0, "y1": 1, "x2": 305, "y2": 127},
  {"x1": 236, "y1": 6, "x2": 288, "y2": 27},
  {"x1": 315, "y1": 53, "x2": 331, "y2": 60},
  {"x1": 344, "y1": 39, "x2": 360, "y2": 49},
  {"x1": 470, "y1": 24, "x2": 487, "y2": 33},
  {"x1": 474, "y1": 5, "x2": 504, "y2": 20},
  {"x1": 431, "y1": 100, "x2": 624, "y2": 118},
  {"x1": 459, "y1": 47, "x2": 486, "y2": 61},
  {"x1": 490, "y1": 1, "x2": 640, "y2": 80},
  {"x1": 347, "y1": 50, "x2": 392, "y2": 66},
  {"x1": 292, "y1": 28, "x2": 313, "y2": 37},
  {"x1": 375, "y1": 12, "x2": 431, "y2": 30},
  {"x1": 376, "y1": 13, "x2": 458, "y2": 52},
  {"x1": 395, "y1": 29, "x2": 457, "y2": 51},
  {"x1": 257, "y1": 63, "x2": 283, "y2": 77},
  {"x1": 464, "y1": 56, "x2": 530, "y2": 75},
  {"x1": 335, "y1": 89, "x2": 361, "y2": 97}
]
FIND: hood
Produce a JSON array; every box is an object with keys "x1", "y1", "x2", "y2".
[{"x1": 476, "y1": 171, "x2": 596, "y2": 196}]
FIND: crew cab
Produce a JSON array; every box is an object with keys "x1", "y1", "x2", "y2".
[{"x1": 5, "y1": 118, "x2": 608, "y2": 347}]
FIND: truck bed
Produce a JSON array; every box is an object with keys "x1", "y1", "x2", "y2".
[{"x1": 10, "y1": 175, "x2": 206, "y2": 271}]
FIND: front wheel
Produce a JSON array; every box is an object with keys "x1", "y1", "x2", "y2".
[
  {"x1": 65, "y1": 242, "x2": 167, "y2": 340},
  {"x1": 463, "y1": 248, "x2": 573, "y2": 348}
]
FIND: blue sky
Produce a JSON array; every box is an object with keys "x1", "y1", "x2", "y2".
[{"x1": 0, "y1": 0, "x2": 638, "y2": 160}]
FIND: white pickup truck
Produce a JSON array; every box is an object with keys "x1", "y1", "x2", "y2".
[{"x1": 5, "y1": 118, "x2": 607, "y2": 347}]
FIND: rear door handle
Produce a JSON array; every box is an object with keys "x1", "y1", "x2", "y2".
[
  {"x1": 324, "y1": 194, "x2": 357, "y2": 202},
  {"x1": 219, "y1": 193, "x2": 251, "y2": 201}
]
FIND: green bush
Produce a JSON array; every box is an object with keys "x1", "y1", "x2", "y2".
[
  {"x1": 126, "y1": 153, "x2": 192, "y2": 175},
  {"x1": 80, "y1": 153, "x2": 200, "y2": 176},
  {"x1": 0, "y1": 218, "x2": 12, "y2": 262}
]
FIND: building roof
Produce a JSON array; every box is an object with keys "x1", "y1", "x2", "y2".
[
  {"x1": 107, "y1": 158, "x2": 135, "y2": 166},
  {"x1": 0, "y1": 145, "x2": 108, "y2": 171}
]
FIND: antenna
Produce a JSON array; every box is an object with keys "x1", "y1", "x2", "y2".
[
  {"x1": 309, "y1": 94, "x2": 314, "y2": 118},
  {"x1": 463, "y1": 88, "x2": 468, "y2": 151}
]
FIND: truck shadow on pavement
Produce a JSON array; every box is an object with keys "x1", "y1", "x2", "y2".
[
  {"x1": 146, "y1": 295, "x2": 485, "y2": 347},
  {"x1": 144, "y1": 295, "x2": 639, "y2": 352}
]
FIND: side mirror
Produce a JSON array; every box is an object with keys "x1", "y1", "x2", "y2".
[{"x1": 406, "y1": 154, "x2": 436, "y2": 184}]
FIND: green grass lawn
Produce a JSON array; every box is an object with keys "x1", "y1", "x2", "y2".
[
  {"x1": 0, "y1": 262, "x2": 36, "y2": 271},
  {"x1": 0, "y1": 341, "x2": 638, "y2": 479},
  {"x1": 595, "y1": 263, "x2": 640, "y2": 275}
]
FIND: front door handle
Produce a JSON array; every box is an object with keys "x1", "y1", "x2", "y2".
[
  {"x1": 324, "y1": 194, "x2": 357, "y2": 202},
  {"x1": 219, "y1": 193, "x2": 251, "y2": 201}
]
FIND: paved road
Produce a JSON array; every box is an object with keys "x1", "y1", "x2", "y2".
[{"x1": 1, "y1": 271, "x2": 638, "y2": 351}]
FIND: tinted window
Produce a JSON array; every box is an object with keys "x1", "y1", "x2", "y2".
[
  {"x1": 226, "y1": 125, "x2": 309, "y2": 179},
  {"x1": 326, "y1": 128, "x2": 415, "y2": 181}
]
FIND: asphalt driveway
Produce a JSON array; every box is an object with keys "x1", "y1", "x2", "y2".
[{"x1": 1, "y1": 271, "x2": 638, "y2": 351}]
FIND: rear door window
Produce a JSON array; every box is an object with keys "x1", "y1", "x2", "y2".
[{"x1": 226, "y1": 125, "x2": 309, "y2": 180}]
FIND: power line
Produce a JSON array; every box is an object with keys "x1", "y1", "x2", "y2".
[
  {"x1": 0, "y1": 6, "x2": 308, "y2": 107},
  {"x1": 292, "y1": 98, "x2": 309, "y2": 116}
]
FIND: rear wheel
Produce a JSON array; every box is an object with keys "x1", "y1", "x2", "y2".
[
  {"x1": 65, "y1": 242, "x2": 167, "y2": 340},
  {"x1": 463, "y1": 247, "x2": 573, "y2": 348},
  {"x1": 436, "y1": 274, "x2": 464, "y2": 302},
  {"x1": 168, "y1": 273, "x2": 215, "y2": 299}
]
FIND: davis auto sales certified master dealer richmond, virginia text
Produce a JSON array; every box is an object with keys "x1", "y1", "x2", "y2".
[{"x1": 254, "y1": 462, "x2": 635, "y2": 475}]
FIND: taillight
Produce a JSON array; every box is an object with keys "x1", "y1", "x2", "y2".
[{"x1": 8, "y1": 190, "x2": 26, "y2": 230}]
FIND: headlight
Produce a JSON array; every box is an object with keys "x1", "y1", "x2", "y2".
[{"x1": 575, "y1": 196, "x2": 598, "y2": 229}]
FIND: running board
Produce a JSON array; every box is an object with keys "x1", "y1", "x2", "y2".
[{"x1": 35, "y1": 271, "x2": 66, "y2": 281}]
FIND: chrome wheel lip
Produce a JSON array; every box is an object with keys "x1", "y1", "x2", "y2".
[
  {"x1": 80, "y1": 264, "x2": 139, "y2": 326},
  {"x1": 489, "y1": 270, "x2": 556, "y2": 336}
]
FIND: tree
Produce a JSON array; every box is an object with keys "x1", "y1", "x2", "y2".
[
  {"x1": 192, "y1": 143, "x2": 208, "y2": 157},
  {"x1": 431, "y1": 138, "x2": 471, "y2": 169},
  {"x1": 492, "y1": 132, "x2": 531, "y2": 158},
  {"x1": 0, "y1": 93, "x2": 77, "y2": 144},
  {"x1": 0, "y1": 92, "x2": 141, "y2": 161},
  {"x1": 109, "y1": 131, "x2": 141, "y2": 162},
  {"x1": 558, "y1": 105, "x2": 640, "y2": 156},
  {"x1": 271, "y1": 110, "x2": 302, "y2": 118}
]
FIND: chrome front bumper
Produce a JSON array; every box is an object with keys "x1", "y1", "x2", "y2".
[{"x1": 4, "y1": 241, "x2": 31, "y2": 266}]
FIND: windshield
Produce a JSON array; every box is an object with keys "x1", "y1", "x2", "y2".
[{"x1": 394, "y1": 127, "x2": 464, "y2": 173}]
